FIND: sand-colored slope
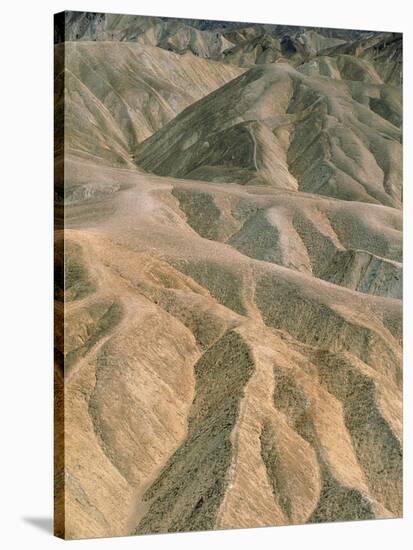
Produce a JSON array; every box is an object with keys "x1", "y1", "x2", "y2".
[
  {"x1": 56, "y1": 230, "x2": 201, "y2": 538},
  {"x1": 57, "y1": 41, "x2": 243, "y2": 166},
  {"x1": 168, "y1": 178, "x2": 402, "y2": 295},
  {"x1": 58, "y1": 152, "x2": 402, "y2": 537},
  {"x1": 135, "y1": 63, "x2": 401, "y2": 206}
]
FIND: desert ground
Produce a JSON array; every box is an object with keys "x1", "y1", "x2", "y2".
[{"x1": 54, "y1": 12, "x2": 402, "y2": 539}]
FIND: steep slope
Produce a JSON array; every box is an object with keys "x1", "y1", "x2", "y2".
[
  {"x1": 57, "y1": 41, "x2": 243, "y2": 166},
  {"x1": 168, "y1": 178, "x2": 402, "y2": 297},
  {"x1": 135, "y1": 63, "x2": 401, "y2": 206},
  {"x1": 318, "y1": 249, "x2": 402, "y2": 298},
  {"x1": 322, "y1": 32, "x2": 402, "y2": 86}
]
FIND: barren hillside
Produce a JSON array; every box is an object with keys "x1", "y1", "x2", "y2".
[{"x1": 54, "y1": 11, "x2": 402, "y2": 540}]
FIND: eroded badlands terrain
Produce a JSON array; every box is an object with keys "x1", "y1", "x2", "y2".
[{"x1": 54, "y1": 12, "x2": 402, "y2": 539}]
